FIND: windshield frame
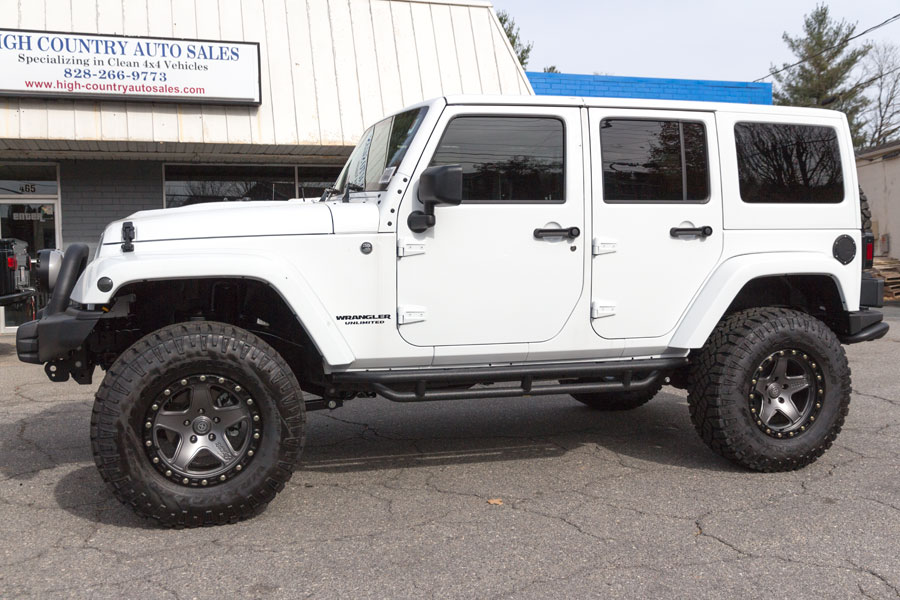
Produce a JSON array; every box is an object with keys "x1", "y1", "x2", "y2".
[{"x1": 329, "y1": 106, "x2": 429, "y2": 199}]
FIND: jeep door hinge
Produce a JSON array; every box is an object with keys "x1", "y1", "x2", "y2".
[
  {"x1": 397, "y1": 239, "x2": 425, "y2": 257},
  {"x1": 591, "y1": 301, "x2": 616, "y2": 319},
  {"x1": 398, "y1": 305, "x2": 427, "y2": 324},
  {"x1": 592, "y1": 237, "x2": 617, "y2": 256}
]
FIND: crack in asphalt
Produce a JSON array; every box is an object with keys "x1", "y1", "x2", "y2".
[{"x1": 2, "y1": 347, "x2": 900, "y2": 597}]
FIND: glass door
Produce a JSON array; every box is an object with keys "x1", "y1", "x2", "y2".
[{"x1": 0, "y1": 164, "x2": 60, "y2": 333}]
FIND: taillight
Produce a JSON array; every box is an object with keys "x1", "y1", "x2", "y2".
[
  {"x1": 863, "y1": 232, "x2": 875, "y2": 270},
  {"x1": 6, "y1": 256, "x2": 16, "y2": 270}
]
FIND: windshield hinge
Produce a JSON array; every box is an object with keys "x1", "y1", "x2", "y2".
[
  {"x1": 397, "y1": 239, "x2": 425, "y2": 257},
  {"x1": 121, "y1": 221, "x2": 135, "y2": 253}
]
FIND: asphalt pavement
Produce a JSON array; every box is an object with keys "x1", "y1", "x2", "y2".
[{"x1": 1, "y1": 307, "x2": 899, "y2": 599}]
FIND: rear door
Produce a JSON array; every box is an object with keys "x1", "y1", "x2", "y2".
[{"x1": 588, "y1": 109, "x2": 723, "y2": 340}]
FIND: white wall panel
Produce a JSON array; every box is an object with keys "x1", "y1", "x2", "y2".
[
  {"x1": 307, "y1": 0, "x2": 343, "y2": 143},
  {"x1": 171, "y1": 0, "x2": 204, "y2": 143},
  {"x1": 284, "y1": 0, "x2": 320, "y2": 144},
  {"x1": 218, "y1": 0, "x2": 253, "y2": 144},
  {"x1": 195, "y1": 0, "x2": 228, "y2": 144},
  {"x1": 430, "y1": 3, "x2": 462, "y2": 96},
  {"x1": 45, "y1": 0, "x2": 77, "y2": 140},
  {"x1": 489, "y1": 10, "x2": 519, "y2": 94},
  {"x1": 146, "y1": 0, "x2": 178, "y2": 142},
  {"x1": 17, "y1": 0, "x2": 49, "y2": 139},
  {"x1": 349, "y1": 0, "x2": 384, "y2": 128},
  {"x1": 329, "y1": 0, "x2": 364, "y2": 140},
  {"x1": 0, "y1": 0, "x2": 20, "y2": 140},
  {"x1": 97, "y1": 0, "x2": 129, "y2": 142},
  {"x1": 450, "y1": 5, "x2": 480, "y2": 94},
  {"x1": 370, "y1": 0, "x2": 404, "y2": 117},
  {"x1": 390, "y1": 1, "x2": 423, "y2": 108},
  {"x1": 122, "y1": 0, "x2": 154, "y2": 140},
  {"x1": 0, "y1": 0, "x2": 532, "y2": 151},
  {"x1": 410, "y1": 3, "x2": 442, "y2": 100},
  {"x1": 469, "y1": 6, "x2": 499, "y2": 94},
  {"x1": 261, "y1": 0, "x2": 298, "y2": 145}
]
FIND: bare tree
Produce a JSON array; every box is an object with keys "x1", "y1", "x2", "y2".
[{"x1": 862, "y1": 43, "x2": 900, "y2": 147}]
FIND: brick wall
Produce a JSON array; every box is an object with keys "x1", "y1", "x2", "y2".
[
  {"x1": 60, "y1": 160, "x2": 163, "y2": 250},
  {"x1": 526, "y1": 72, "x2": 773, "y2": 104}
]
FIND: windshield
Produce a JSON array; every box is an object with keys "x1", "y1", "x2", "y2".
[{"x1": 331, "y1": 107, "x2": 429, "y2": 197}]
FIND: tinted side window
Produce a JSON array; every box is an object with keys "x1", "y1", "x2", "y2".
[
  {"x1": 600, "y1": 119, "x2": 709, "y2": 202},
  {"x1": 430, "y1": 116, "x2": 565, "y2": 202},
  {"x1": 734, "y1": 122, "x2": 843, "y2": 204}
]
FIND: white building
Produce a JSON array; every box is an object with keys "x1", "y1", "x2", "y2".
[
  {"x1": 857, "y1": 140, "x2": 900, "y2": 261},
  {"x1": 0, "y1": 0, "x2": 532, "y2": 330}
]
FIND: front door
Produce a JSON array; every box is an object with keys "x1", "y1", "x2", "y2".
[
  {"x1": 0, "y1": 164, "x2": 60, "y2": 332},
  {"x1": 396, "y1": 106, "x2": 585, "y2": 347},
  {"x1": 587, "y1": 109, "x2": 723, "y2": 341}
]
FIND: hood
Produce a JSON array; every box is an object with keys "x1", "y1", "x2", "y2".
[{"x1": 102, "y1": 200, "x2": 380, "y2": 246}]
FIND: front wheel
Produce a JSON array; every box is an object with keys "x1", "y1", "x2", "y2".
[
  {"x1": 687, "y1": 308, "x2": 850, "y2": 472},
  {"x1": 91, "y1": 321, "x2": 305, "y2": 527}
]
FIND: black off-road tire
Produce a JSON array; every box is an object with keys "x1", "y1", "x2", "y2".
[
  {"x1": 90, "y1": 321, "x2": 305, "y2": 527},
  {"x1": 859, "y1": 185, "x2": 872, "y2": 232},
  {"x1": 687, "y1": 307, "x2": 850, "y2": 472},
  {"x1": 571, "y1": 380, "x2": 663, "y2": 411}
]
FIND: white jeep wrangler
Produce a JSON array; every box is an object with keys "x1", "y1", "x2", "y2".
[{"x1": 17, "y1": 96, "x2": 888, "y2": 527}]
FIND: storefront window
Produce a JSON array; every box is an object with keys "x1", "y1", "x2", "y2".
[
  {"x1": 0, "y1": 164, "x2": 58, "y2": 197},
  {"x1": 164, "y1": 165, "x2": 343, "y2": 208},
  {"x1": 1, "y1": 164, "x2": 60, "y2": 331},
  {"x1": 298, "y1": 166, "x2": 343, "y2": 200},
  {"x1": 165, "y1": 165, "x2": 296, "y2": 208}
]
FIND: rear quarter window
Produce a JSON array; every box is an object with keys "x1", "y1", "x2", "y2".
[{"x1": 734, "y1": 122, "x2": 844, "y2": 204}]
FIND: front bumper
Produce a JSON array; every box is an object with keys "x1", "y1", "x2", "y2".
[
  {"x1": 16, "y1": 306, "x2": 102, "y2": 364},
  {"x1": 0, "y1": 289, "x2": 34, "y2": 308},
  {"x1": 15, "y1": 243, "x2": 99, "y2": 367}
]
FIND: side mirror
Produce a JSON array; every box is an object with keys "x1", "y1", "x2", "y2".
[{"x1": 407, "y1": 165, "x2": 463, "y2": 233}]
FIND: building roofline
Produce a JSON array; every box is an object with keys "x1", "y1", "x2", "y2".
[
  {"x1": 525, "y1": 71, "x2": 773, "y2": 89},
  {"x1": 388, "y1": 0, "x2": 493, "y2": 6},
  {"x1": 856, "y1": 139, "x2": 900, "y2": 161}
]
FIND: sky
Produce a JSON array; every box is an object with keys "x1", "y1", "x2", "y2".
[{"x1": 492, "y1": 0, "x2": 900, "y2": 83}]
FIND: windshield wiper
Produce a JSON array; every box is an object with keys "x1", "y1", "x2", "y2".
[
  {"x1": 342, "y1": 183, "x2": 364, "y2": 203},
  {"x1": 320, "y1": 187, "x2": 339, "y2": 202},
  {"x1": 321, "y1": 183, "x2": 364, "y2": 203}
]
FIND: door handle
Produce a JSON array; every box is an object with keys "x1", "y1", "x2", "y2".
[
  {"x1": 534, "y1": 227, "x2": 581, "y2": 240},
  {"x1": 670, "y1": 225, "x2": 713, "y2": 239}
]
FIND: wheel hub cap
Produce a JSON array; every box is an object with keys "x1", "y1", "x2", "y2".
[
  {"x1": 749, "y1": 349, "x2": 823, "y2": 438},
  {"x1": 192, "y1": 416, "x2": 212, "y2": 435},
  {"x1": 142, "y1": 374, "x2": 262, "y2": 487}
]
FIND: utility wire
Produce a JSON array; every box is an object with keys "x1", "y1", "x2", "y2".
[
  {"x1": 755, "y1": 11, "x2": 900, "y2": 82},
  {"x1": 799, "y1": 64, "x2": 900, "y2": 107}
]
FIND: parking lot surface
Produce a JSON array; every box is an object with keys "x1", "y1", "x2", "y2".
[{"x1": 1, "y1": 308, "x2": 899, "y2": 599}]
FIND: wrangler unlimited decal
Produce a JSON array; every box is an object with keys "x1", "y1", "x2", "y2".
[{"x1": 336, "y1": 313, "x2": 392, "y2": 325}]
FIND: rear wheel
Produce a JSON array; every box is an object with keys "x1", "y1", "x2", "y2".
[
  {"x1": 687, "y1": 308, "x2": 850, "y2": 472},
  {"x1": 91, "y1": 321, "x2": 305, "y2": 527},
  {"x1": 571, "y1": 379, "x2": 663, "y2": 411}
]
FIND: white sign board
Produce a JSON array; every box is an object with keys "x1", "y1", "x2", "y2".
[{"x1": 0, "y1": 29, "x2": 261, "y2": 105}]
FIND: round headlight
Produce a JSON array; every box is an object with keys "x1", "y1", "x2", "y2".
[{"x1": 36, "y1": 249, "x2": 64, "y2": 292}]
